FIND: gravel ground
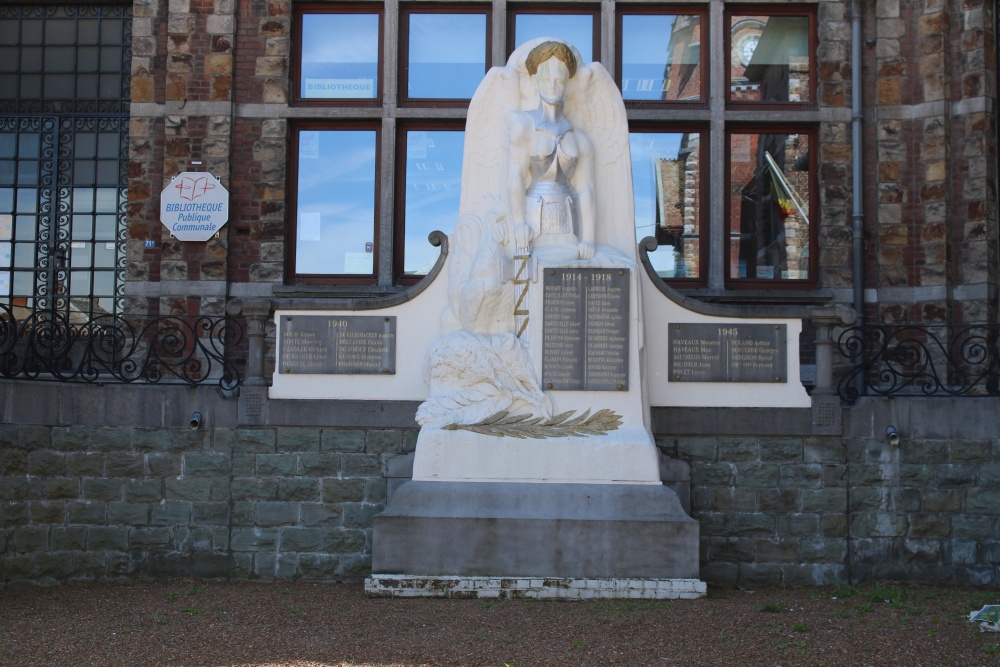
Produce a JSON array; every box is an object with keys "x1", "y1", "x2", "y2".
[{"x1": 0, "y1": 580, "x2": 998, "y2": 666}]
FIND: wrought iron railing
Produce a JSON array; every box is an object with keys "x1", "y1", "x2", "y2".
[
  {"x1": 837, "y1": 324, "x2": 1000, "y2": 401},
  {"x1": 0, "y1": 304, "x2": 245, "y2": 389}
]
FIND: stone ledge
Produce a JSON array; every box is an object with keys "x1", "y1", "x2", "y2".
[{"x1": 364, "y1": 575, "x2": 707, "y2": 600}]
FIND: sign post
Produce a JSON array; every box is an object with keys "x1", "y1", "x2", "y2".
[{"x1": 159, "y1": 172, "x2": 229, "y2": 241}]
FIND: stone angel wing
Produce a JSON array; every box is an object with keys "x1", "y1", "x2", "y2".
[{"x1": 563, "y1": 61, "x2": 636, "y2": 255}]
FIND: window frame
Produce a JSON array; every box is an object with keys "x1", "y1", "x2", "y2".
[
  {"x1": 724, "y1": 4, "x2": 818, "y2": 111},
  {"x1": 398, "y1": 4, "x2": 491, "y2": 108},
  {"x1": 286, "y1": 121, "x2": 383, "y2": 286},
  {"x1": 723, "y1": 123, "x2": 819, "y2": 290},
  {"x1": 615, "y1": 5, "x2": 709, "y2": 109},
  {"x1": 506, "y1": 4, "x2": 601, "y2": 62},
  {"x1": 393, "y1": 119, "x2": 466, "y2": 285},
  {"x1": 628, "y1": 122, "x2": 710, "y2": 287},
  {"x1": 291, "y1": 3, "x2": 385, "y2": 108}
]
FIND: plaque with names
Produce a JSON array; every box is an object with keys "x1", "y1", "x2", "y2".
[
  {"x1": 279, "y1": 315, "x2": 396, "y2": 375},
  {"x1": 669, "y1": 323, "x2": 786, "y2": 383},
  {"x1": 542, "y1": 268, "x2": 630, "y2": 391}
]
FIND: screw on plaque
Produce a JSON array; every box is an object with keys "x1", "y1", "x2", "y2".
[
  {"x1": 617, "y1": 384, "x2": 624, "y2": 390},
  {"x1": 546, "y1": 383, "x2": 553, "y2": 389}
]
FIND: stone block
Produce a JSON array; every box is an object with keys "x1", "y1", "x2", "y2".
[
  {"x1": 193, "y1": 501, "x2": 229, "y2": 525},
  {"x1": 165, "y1": 477, "x2": 213, "y2": 501},
  {"x1": 899, "y1": 538, "x2": 942, "y2": 564},
  {"x1": 231, "y1": 478, "x2": 276, "y2": 500},
  {"x1": 979, "y1": 464, "x2": 1000, "y2": 487},
  {"x1": 782, "y1": 563, "x2": 846, "y2": 586},
  {"x1": 0, "y1": 502, "x2": 28, "y2": 528},
  {"x1": 257, "y1": 454, "x2": 298, "y2": 476},
  {"x1": 952, "y1": 514, "x2": 993, "y2": 538},
  {"x1": 965, "y1": 489, "x2": 1000, "y2": 513},
  {"x1": 908, "y1": 513, "x2": 950, "y2": 539},
  {"x1": 366, "y1": 430, "x2": 407, "y2": 454},
  {"x1": 365, "y1": 477, "x2": 387, "y2": 504},
  {"x1": 949, "y1": 441, "x2": 991, "y2": 463},
  {"x1": 822, "y1": 464, "x2": 848, "y2": 487},
  {"x1": 30, "y1": 501, "x2": 65, "y2": 524},
  {"x1": 891, "y1": 488, "x2": 922, "y2": 513},
  {"x1": 849, "y1": 464, "x2": 888, "y2": 486},
  {"x1": 125, "y1": 479, "x2": 162, "y2": 503},
  {"x1": 189, "y1": 552, "x2": 230, "y2": 578},
  {"x1": 26, "y1": 450, "x2": 66, "y2": 476},
  {"x1": 321, "y1": 479, "x2": 365, "y2": 503},
  {"x1": 899, "y1": 464, "x2": 933, "y2": 486},
  {"x1": 300, "y1": 503, "x2": 342, "y2": 527},
  {"x1": 281, "y1": 527, "x2": 322, "y2": 552},
  {"x1": 869, "y1": 513, "x2": 908, "y2": 537},
  {"x1": 230, "y1": 428, "x2": 276, "y2": 454},
  {"x1": 755, "y1": 538, "x2": 799, "y2": 562},
  {"x1": 211, "y1": 478, "x2": 231, "y2": 501},
  {"x1": 700, "y1": 562, "x2": 739, "y2": 587},
  {"x1": 299, "y1": 453, "x2": 341, "y2": 477},
  {"x1": 760, "y1": 439, "x2": 802, "y2": 462},
  {"x1": 821, "y1": 515, "x2": 847, "y2": 538},
  {"x1": 277, "y1": 428, "x2": 320, "y2": 453},
  {"x1": 66, "y1": 453, "x2": 105, "y2": 477},
  {"x1": 67, "y1": 501, "x2": 106, "y2": 524},
  {"x1": 298, "y1": 553, "x2": 340, "y2": 578},
  {"x1": 711, "y1": 487, "x2": 756, "y2": 511},
  {"x1": 0, "y1": 424, "x2": 49, "y2": 450},
  {"x1": 1, "y1": 554, "x2": 33, "y2": 581},
  {"x1": 2, "y1": 449, "x2": 27, "y2": 474},
  {"x1": 83, "y1": 478, "x2": 123, "y2": 501},
  {"x1": 277, "y1": 478, "x2": 319, "y2": 502},
  {"x1": 13, "y1": 526, "x2": 48, "y2": 552},
  {"x1": 804, "y1": 437, "x2": 846, "y2": 463},
  {"x1": 105, "y1": 454, "x2": 144, "y2": 478},
  {"x1": 232, "y1": 527, "x2": 278, "y2": 551},
  {"x1": 146, "y1": 454, "x2": 182, "y2": 478},
  {"x1": 849, "y1": 487, "x2": 888, "y2": 511},
  {"x1": 108, "y1": 502, "x2": 149, "y2": 525},
  {"x1": 777, "y1": 513, "x2": 820, "y2": 538},
  {"x1": 341, "y1": 454, "x2": 381, "y2": 478},
  {"x1": 717, "y1": 438, "x2": 759, "y2": 462},
  {"x1": 256, "y1": 501, "x2": 299, "y2": 526},
  {"x1": 184, "y1": 453, "x2": 230, "y2": 475},
  {"x1": 944, "y1": 540, "x2": 978, "y2": 565},
  {"x1": 134, "y1": 429, "x2": 206, "y2": 453},
  {"x1": 734, "y1": 463, "x2": 778, "y2": 487},
  {"x1": 708, "y1": 537, "x2": 754, "y2": 562},
  {"x1": 845, "y1": 439, "x2": 885, "y2": 463},
  {"x1": 739, "y1": 562, "x2": 783, "y2": 587},
  {"x1": 323, "y1": 528, "x2": 365, "y2": 553},
  {"x1": 692, "y1": 463, "x2": 735, "y2": 486},
  {"x1": 799, "y1": 538, "x2": 845, "y2": 563},
  {"x1": 732, "y1": 512, "x2": 775, "y2": 537},
  {"x1": 322, "y1": 429, "x2": 366, "y2": 453},
  {"x1": 902, "y1": 440, "x2": 948, "y2": 464},
  {"x1": 676, "y1": 438, "x2": 719, "y2": 462},
  {"x1": 343, "y1": 503, "x2": 383, "y2": 529},
  {"x1": 340, "y1": 553, "x2": 371, "y2": 579},
  {"x1": 934, "y1": 464, "x2": 977, "y2": 488},
  {"x1": 43, "y1": 477, "x2": 78, "y2": 500},
  {"x1": 150, "y1": 501, "x2": 190, "y2": 525},
  {"x1": 757, "y1": 489, "x2": 800, "y2": 512},
  {"x1": 695, "y1": 511, "x2": 731, "y2": 536},
  {"x1": 231, "y1": 501, "x2": 254, "y2": 526},
  {"x1": 88, "y1": 526, "x2": 128, "y2": 551},
  {"x1": 50, "y1": 526, "x2": 86, "y2": 551},
  {"x1": 231, "y1": 454, "x2": 255, "y2": 476},
  {"x1": 72, "y1": 551, "x2": 108, "y2": 579},
  {"x1": 779, "y1": 464, "x2": 823, "y2": 488}
]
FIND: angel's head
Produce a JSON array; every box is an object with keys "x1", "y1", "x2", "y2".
[{"x1": 525, "y1": 41, "x2": 577, "y2": 104}]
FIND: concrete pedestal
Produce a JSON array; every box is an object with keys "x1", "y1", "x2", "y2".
[{"x1": 370, "y1": 481, "x2": 699, "y2": 582}]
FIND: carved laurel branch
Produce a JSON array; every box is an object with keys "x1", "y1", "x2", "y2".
[{"x1": 442, "y1": 409, "x2": 622, "y2": 439}]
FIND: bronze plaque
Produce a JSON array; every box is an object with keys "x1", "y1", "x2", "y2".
[
  {"x1": 542, "y1": 268, "x2": 629, "y2": 391},
  {"x1": 278, "y1": 315, "x2": 396, "y2": 375},
  {"x1": 669, "y1": 323, "x2": 786, "y2": 382}
]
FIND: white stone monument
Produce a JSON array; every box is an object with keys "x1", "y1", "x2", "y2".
[{"x1": 368, "y1": 39, "x2": 704, "y2": 599}]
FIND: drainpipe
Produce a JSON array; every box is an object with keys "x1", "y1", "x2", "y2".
[{"x1": 851, "y1": 0, "x2": 865, "y2": 399}]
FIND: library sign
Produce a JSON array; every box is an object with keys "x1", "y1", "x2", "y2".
[{"x1": 159, "y1": 172, "x2": 229, "y2": 241}]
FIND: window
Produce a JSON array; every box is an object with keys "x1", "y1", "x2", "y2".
[
  {"x1": 287, "y1": 2, "x2": 822, "y2": 293},
  {"x1": 401, "y1": 7, "x2": 489, "y2": 103},
  {"x1": 294, "y1": 6, "x2": 382, "y2": 104},
  {"x1": 0, "y1": 4, "x2": 130, "y2": 319},
  {"x1": 290, "y1": 125, "x2": 380, "y2": 282},
  {"x1": 619, "y1": 3, "x2": 819, "y2": 290}
]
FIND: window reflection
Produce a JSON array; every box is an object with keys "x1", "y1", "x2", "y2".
[
  {"x1": 300, "y1": 13, "x2": 380, "y2": 99},
  {"x1": 729, "y1": 132, "x2": 811, "y2": 281},
  {"x1": 406, "y1": 14, "x2": 486, "y2": 99},
  {"x1": 514, "y1": 14, "x2": 594, "y2": 62},
  {"x1": 620, "y1": 14, "x2": 702, "y2": 102},
  {"x1": 730, "y1": 15, "x2": 811, "y2": 104},
  {"x1": 403, "y1": 130, "x2": 464, "y2": 275},
  {"x1": 630, "y1": 131, "x2": 703, "y2": 280},
  {"x1": 295, "y1": 130, "x2": 378, "y2": 276}
]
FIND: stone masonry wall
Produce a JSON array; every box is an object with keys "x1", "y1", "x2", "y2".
[
  {"x1": 2, "y1": 420, "x2": 998, "y2": 588},
  {"x1": 656, "y1": 435, "x2": 1000, "y2": 588},
  {"x1": 0, "y1": 425, "x2": 415, "y2": 587}
]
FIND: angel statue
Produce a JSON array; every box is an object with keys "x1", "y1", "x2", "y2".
[{"x1": 415, "y1": 38, "x2": 635, "y2": 429}]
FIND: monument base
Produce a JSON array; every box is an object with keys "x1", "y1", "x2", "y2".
[
  {"x1": 371, "y1": 481, "x2": 700, "y2": 583},
  {"x1": 365, "y1": 575, "x2": 706, "y2": 599}
]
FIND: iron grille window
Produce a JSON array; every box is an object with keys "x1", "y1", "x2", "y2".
[{"x1": 0, "y1": 4, "x2": 131, "y2": 320}]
